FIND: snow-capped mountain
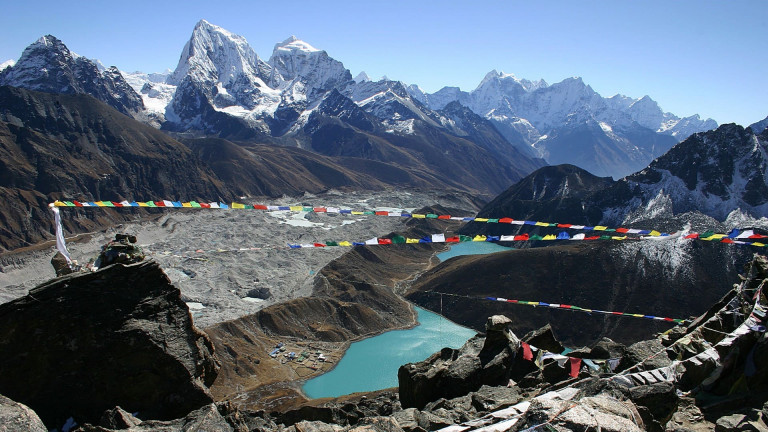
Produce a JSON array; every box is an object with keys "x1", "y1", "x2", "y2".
[
  {"x1": 408, "y1": 70, "x2": 717, "y2": 179},
  {"x1": 750, "y1": 115, "x2": 768, "y2": 134},
  {"x1": 1, "y1": 21, "x2": 727, "y2": 189},
  {"x1": 0, "y1": 36, "x2": 143, "y2": 115},
  {"x1": 605, "y1": 124, "x2": 768, "y2": 223},
  {"x1": 465, "y1": 124, "x2": 768, "y2": 244},
  {"x1": 0, "y1": 60, "x2": 14, "y2": 71},
  {"x1": 269, "y1": 36, "x2": 352, "y2": 100}
]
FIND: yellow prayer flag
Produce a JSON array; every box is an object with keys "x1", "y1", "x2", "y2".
[
  {"x1": 535, "y1": 222, "x2": 550, "y2": 226},
  {"x1": 473, "y1": 235, "x2": 487, "y2": 242},
  {"x1": 351, "y1": 211, "x2": 364, "y2": 215},
  {"x1": 54, "y1": 200, "x2": 66, "y2": 207},
  {"x1": 289, "y1": 206, "x2": 303, "y2": 211},
  {"x1": 182, "y1": 202, "x2": 192, "y2": 208},
  {"x1": 138, "y1": 202, "x2": 149, "y2": 207},
  {"x1": 594, "y1": 226, "x2": 608, "y2": 231},
  {"x1": 612, "y1": 236, "x2": 626, "y2": 240},
  {"x1": 753, "y1": 242, "x2": 766, "y2": 247},
  {"x1": 406, "y1": 238, "x2": 420, "y2": 243},
  {"x1": 475, "y1": 218, "x2": 489, "y2": 222},
  {"x1": 411, "y1": 214, "x2": 426, "y2": 219},
  {"x1": 231, "y1": 203, "x2": 245, "y2": 209},
  {"x1": 649, "y1": 230, "x2": 661, "y2": 236},
  {"x1": 542, "y1": 234, "x2": 556, "y2": 240},
  {"x1": 338, "y1": 241, "x2": 352, "y2": 247}
]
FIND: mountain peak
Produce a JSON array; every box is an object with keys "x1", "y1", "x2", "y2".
[
  {"x1": 168, "y1": 19, "x2": 265, "y2": 87},
  {"x1": 354, "y1": 71, "x2": 371, "y2": 83},
  {"x1": 273, "y1": 36, "x2": 320, "y2": 54}
]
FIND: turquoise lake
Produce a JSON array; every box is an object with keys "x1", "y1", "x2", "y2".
[
  {"x1": 436, "y1": 241, "x2": 512, "y2": 261},
  {"x1": 302, "y1": 306, "x2": 476, "y2": 398}
]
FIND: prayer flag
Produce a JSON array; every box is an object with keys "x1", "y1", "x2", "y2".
[
  {"x1": 569, "y1": 357, "x2": 582, "y2": 378},
  {"x1": 521, "y1": 342, "x2": 533, "y2": 361},
  {"x1": 432, "y1": 234, "x2": 446, "y2": 243}
]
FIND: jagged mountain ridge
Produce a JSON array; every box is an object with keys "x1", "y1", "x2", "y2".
[
  {"x1": 408, "y1": 71, "x2": 717, "y2": 178},
  {"x1": 0, "y1": 36, "x2": 143, "y2": 115},
  {"x1": 2, "y1": 20, "x2": 724, "y2": 189},
  {"x1": 0, "y1": 85, "x2": 536, "y2": 251},
  {"x1": 461, "y1": 124, "x2": 768, "y2": 242}
]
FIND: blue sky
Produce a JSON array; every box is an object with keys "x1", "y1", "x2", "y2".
[{"x1": 1, "y1": 0, "x2": 766, "y2": 126}]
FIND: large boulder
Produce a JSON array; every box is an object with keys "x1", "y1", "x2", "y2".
[
  {"x1": 0, "y1": 394, "x2": 46, "y2": 432},
  {"x1": 398, "y1": 315, "x2": 520, "y2": 409},
  {"x1": 0, "y1": 260, "x2": 219, "y2": 428}
]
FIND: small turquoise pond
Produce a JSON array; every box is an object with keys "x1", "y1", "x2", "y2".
[
  {"x1": 436, "y1": 241, "x2": 512, "y2": 261},
  {"x1": 302, "y1": 306, "x2": 476, "y2": 398}
]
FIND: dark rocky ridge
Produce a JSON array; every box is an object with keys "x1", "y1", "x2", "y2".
[
  {"x1": 406, "y1": 240, "x2": 749, "y2": 346},
  {"x1": 463, "y1": 124, "x2": 768, "y2": 239},
  {"x1": 0, "y1": 260, "x2": 218, "y2": 428},
  {"x1": 0, "y1": 85, "x2": 232, "y2": 251}
]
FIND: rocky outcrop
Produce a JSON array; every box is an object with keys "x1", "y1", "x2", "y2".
[
  {"x1": 0, "y1": 394, "x2": 46, "y2": 432},
  {"x1": 0, "y1": 260, "x2": 219, "y2": 428},
  {"x1": 398, "y1": 315, "x2": 522, "y2": 409}
]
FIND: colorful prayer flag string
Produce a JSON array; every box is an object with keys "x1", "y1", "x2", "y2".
[
  {"x1": 50, "y1": 200, "x2": 768, "y2": 247},
  {"x1": 427, "y1": 291, "x2": 690, "y2": 324}
]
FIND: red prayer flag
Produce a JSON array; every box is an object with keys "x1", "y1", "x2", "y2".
[
  {"x1": 378, "y1": 238, "x2": 392, "y2": 245},
  {"x1": 253, "y1": 204, "x2": 268, "y2": 210},
  {"x1": 514, "y1": 234, "x2": 529, "y2": 241},
  {"x1": 200, "y1": 203, "x2": 211, "y2": 208},
  {"x1": 721, "y1": 238, "x2": 735, "y2": 244},
  {"x1": 437, "y1": 215, "x2": 451, "y2": 220},
  {"x1": 615, "y1": 227, "x2": 629, "y2": 233},
  {"x1": 313, "y1": 243, "x2": 326, "y2": 247},
  {"x1": 499, "y1": 217, "x2": 514, "y2": 224},
  {"x1": 569, "y1": 357, "x2": 582, "y2": 378},
  {"x1": 749, "y1": 234, "x2": 768, "y2": 239},
  {"x1": 684, "y1": 233, "x2": 699, "y2": 239},
  {"x1": 111, "y1": 201, "x2": 123, "y2": 207},
  {"x1": 73, "y1": 200, "x2": 84, "y2": 207},
  {"x1": 521, "y1": 342, "x2": 533, "y2": 361},
  {"x1": 557, "y1": 224, "x2": 572, "y2": 228},
  {"x1": 584, "y1": 236, "x2": 600, "y2": 240},
  {"x1": 313, "y1": 207, "x2": 327, "y2": 212},
  {"x1": 375, "y1": 211, "x2": 389, "y2": 216},
  {"x1": 446, "y1": 236, "x2": 460, "y2": 243},
  {"x1": 154, "y1": 201, "x2": 165, "y2": 207}
]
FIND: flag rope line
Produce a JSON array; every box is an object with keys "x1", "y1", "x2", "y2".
[
  {"x1": 51, "y1": 199, "x2": 679, "y2": 236},
  {"x1": 425, "y1": 291, "x2": 690, "y2": 324},
  {"x1": 50, "y1": 200, "x2": 768, "y2": 248}
]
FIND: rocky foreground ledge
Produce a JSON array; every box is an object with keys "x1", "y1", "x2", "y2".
[
  {"x1": 1, "y1": 256, "x2": 768, "y2": 431},
  {"x1": 0, "y1": 260, "x2": 219, "y2": 429}
]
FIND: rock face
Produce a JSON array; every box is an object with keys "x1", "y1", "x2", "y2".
[
  {"x1": 0, "y1": 35, "x2": 144, "y2": 115},
  {"x1": 398, "y1": 315, "x2": 521, "y2": 409},
  {"x1": 0, "y1": 394, "x2": 47, "y2": 432},
  {"x1": 0, "y1": 260, "x2": 219, "y2": 428}
]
